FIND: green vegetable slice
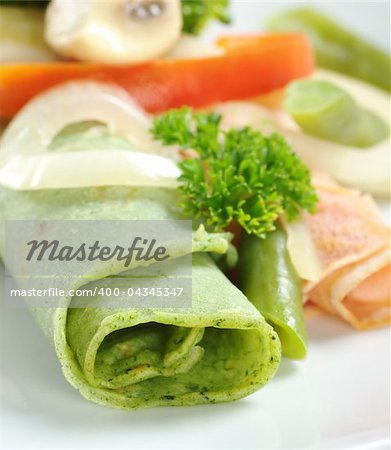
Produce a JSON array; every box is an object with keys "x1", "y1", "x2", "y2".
[
  {"x1": 0, "y1": 185, "x2": 280, "y2": 409},
  {"x1": 266, "y1": 8, "x2": 391, "y2": 92},
  {"x1": 238, "y1": 227, "x2": 307, "y2": 359},
  {"x1": 285, "y1": 79, "x2": 389, "y2": 148}
]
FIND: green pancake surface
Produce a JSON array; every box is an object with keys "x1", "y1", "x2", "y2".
[{"x1": 0, "y1": 186, "x2": 280, "y2": 409}]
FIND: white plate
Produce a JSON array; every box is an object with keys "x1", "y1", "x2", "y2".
[
  {"x1": 0, "y1": 301, "x2": 389, "y2": 450},
  {"x1": 0, "y1": 2, "x2": 390, "y2": 449}
]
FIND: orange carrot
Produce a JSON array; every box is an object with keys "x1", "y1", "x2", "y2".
[{"x1": 0, "y1": 34, "x2": 314, "y2": 117}]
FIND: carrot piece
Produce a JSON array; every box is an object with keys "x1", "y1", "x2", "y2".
[{"x1": 0, "y1": 34, "x2": 314, "y2": 117}]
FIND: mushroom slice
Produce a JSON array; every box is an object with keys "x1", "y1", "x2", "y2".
[{"x1": 44, "y1": 0, "x2": 182, "y2": 64}]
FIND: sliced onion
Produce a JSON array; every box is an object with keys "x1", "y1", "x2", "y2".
[
  {"x1": 0, "y1": 151, "x2": 180, "y2": 190},
  {"x1": 0, "y1": 81, "x2": 180, "y2": 190},
  {"x1": 276, "y1": 128, "x2": 389, "y2": 197},
  {"x1": 281, "y1": 216, "x2": 322, "y2": 283}
]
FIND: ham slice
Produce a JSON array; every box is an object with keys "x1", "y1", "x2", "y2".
[{"x1": 303, "y1": 174, "x2": 390, "y2": 329}]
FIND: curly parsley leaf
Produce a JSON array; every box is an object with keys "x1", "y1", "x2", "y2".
[
  {"x1": 181, "y1": 0, "x2": 231, "y2": 35},
  {"x1": 152, "y1": 107, "x2": 318, "y2": 238}
]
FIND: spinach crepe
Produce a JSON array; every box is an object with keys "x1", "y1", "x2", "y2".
[{"x1": 0, "y1": 185, "x2": 281, "y2": 409}]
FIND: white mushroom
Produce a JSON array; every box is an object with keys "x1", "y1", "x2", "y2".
[{"x1": 44, "y1": 0, "x2": 182, "y2": 64}]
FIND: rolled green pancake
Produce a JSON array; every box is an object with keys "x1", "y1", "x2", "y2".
[{"x1": 0, "y1": 186, "x2": 281, "y2": 409}]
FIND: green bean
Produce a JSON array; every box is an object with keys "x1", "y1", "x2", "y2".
[
  {"x1": 238, "y1": 227, "x2": 307, "y2": 359},
  {"x1": 284, "y1": 79, "x2": 389, "y2": 147},
  {"x1": 266, "y1": 8, "x2": 391, "y2": 92}
]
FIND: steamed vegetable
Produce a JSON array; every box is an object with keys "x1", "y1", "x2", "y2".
[
  {"x1": 0, "y1": 33, "x2": 314, "y2": 118},
  {"x1": 284, "y1": 79, "x2": 389, "y2": 147},
  {"x1": 267, "y1": 8, "x2": 391, "y2": 92},
  {"x1": 213, "y1": 72, "x2": 390, "y2": 196},
  {"x1": 152, "y1": 107, "x2": 318, "y2": 238},
  {"x1": 276, "y1": 70, "x2": 391, "y2": 196},
  {"x1": 48, "y1": 121, "x2": 134, "y2": 152},
  {"x1": 45, "y1": 0, "x2": 183, "y2": 64},
  {"x1": 181, "y1": 0, "x2": 230, "y2": 34},
  {"x1": 0, "y1": 82, "x2": 181, "y2": 191},
  {"x1": 239, "y1": 227, "x2": 307, "y2": 359},
  {"x1": 0, "y1": 0, "x2": 230, "y2": 38},
  {"x1": 282, "y1": 216, "x2": 321, "y2": 283}
]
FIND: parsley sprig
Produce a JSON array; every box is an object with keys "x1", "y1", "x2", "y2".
[
  {"x1": 181, "y1": 0, "x2": 231, "y2": 35},
  {"x1": 152, "y1": 107, "x2": 317, "y2": 238}
]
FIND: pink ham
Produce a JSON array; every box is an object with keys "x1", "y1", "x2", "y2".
[{"x1": 303, "y1": 174, "x2": 390, "y2": 329}]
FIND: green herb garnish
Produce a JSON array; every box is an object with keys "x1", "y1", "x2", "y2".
[
  {"x1": 181, "y1": 0, "x2": 231, "y2": 35},
  {"x1": 152, "y1": 107, "x2": 318, "y2": 237}
]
